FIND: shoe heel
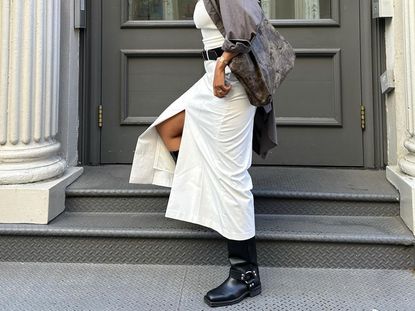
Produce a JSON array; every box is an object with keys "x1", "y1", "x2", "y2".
[{"x1": 249, "y1": 284, "x2": 262, "y2": 297}]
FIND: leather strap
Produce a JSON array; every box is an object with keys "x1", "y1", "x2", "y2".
[
  {"x1": 202, "y1": 46, "x2": 224, "y2": 61},
  {"x1": 229, "y1": 268, "x2": 257, "y2": 285}
]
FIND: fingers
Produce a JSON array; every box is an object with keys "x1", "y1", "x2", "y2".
[
  {"x1": 212, "y1": 63, "x2": 232, "y2": 98},
  {"x1": 214, "y1": 83, "x2": 232, "y2": 98}
]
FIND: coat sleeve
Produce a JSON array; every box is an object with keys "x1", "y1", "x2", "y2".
[{"x1": 218, "y1": 0, "x2": 263, "y2": 54}]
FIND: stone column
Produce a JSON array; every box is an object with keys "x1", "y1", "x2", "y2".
[
  {"x1": 397, "y1": 0, "x2": 415, "y2": 177},
  {"x1": 0, "y1": 0, "x2": 83, "y2": 223},
  {"x1": 0, "y1": 0, "x2": 66, "y2": 184},
  {"x1": 386, "y1": 0, "x2": 415, "y2": 234}
]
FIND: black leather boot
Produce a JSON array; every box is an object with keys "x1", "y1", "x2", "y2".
[
  {"x1": 204, "y1": 260, "x2": 261, "y2": 307},
  {"x1": 170, "y1": 150, "x2": 179, "y2": 163}
]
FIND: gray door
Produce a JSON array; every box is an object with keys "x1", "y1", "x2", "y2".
[{"x1": 100, "y1": 0, "x2": 366, "y2": 166}]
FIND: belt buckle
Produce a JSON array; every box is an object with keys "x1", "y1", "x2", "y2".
[
  {"x1": 202, "y1": 48, "x2": 221, "y2": 61},
  {"x1": 207, "y1": 49, "x2": 218, "y2": 61}
]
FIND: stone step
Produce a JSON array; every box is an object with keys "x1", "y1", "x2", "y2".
[
  {"x1": 0, "y1": 211, "x2": 413, "y2": 269},
  {"x1": 66, "y1": 193, "x2": 399, "y2": 216},
  {"x1": 65, "y1": 165, "x2": 400, "y2": 216}
]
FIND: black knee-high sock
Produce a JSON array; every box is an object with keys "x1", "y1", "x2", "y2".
[
  {"x1": 170, "y1": 150, "x2": 179, "y2": 163},
  {"x1": 226, "y1": 236, "x2": 258, "y2": 266}
]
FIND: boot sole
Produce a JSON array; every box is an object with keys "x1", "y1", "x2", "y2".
[{"x1": 203, "y1": 284, "x2": 262, "y2": 307}]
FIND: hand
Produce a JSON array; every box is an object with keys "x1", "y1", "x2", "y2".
[
  {"x1": 212, "y1": 51, "x2": 238, "y2": 98},
  {"x1": 213, "y1": 60, "x2": 231, "y2": 98}
]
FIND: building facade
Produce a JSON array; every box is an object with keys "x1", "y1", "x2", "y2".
[{"x1": 0, "y1": 0, "x2": 414, "y2": 235}]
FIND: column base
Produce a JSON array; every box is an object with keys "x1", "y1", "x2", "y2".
[
  {"x1": 386, "y1": 165, "x2": 415, "y2": 235},
  {"x1": 0, "y1": 156, "x2": 67, "y2": 185},
  {"x1": 0, "y1": 166, "x2": 83, "y2": 224}
]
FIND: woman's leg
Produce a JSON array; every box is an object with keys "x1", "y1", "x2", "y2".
[{"x1": 155, "y1": 110, "x2": 185, "y2": 151}]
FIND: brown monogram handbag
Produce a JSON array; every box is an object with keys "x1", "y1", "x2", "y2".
[
  {"x1": 227, "y1": 16, "x2": 296, "y2": 107},
  {"x1": 206, "y1": 0, "x2": 296, "y2": 108}
]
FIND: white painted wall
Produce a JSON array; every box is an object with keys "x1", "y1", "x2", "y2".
[
  {"x1": 385, "y1": 0, "x2": 415, "y2": 234},
  {"x1": 384, "y1": 1, "x2": 407, "y2": 166}
]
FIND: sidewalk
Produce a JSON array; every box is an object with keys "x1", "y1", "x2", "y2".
[{"x1": 0, "y1": 262, "x2": 414, "y2": 310}]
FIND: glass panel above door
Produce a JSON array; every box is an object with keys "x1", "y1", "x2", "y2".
[
  {"x1": 127, "y1": 0, "x2": 331, "y2": 21},
  {"x1": 261, "y1": 0, "x2": 331, "y2": 19},
  {"x1": 128, "y1": 0, "x2": 198, "y2": 20}
]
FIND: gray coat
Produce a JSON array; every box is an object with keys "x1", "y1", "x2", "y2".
[{"x1": 203, "y1": 0, "x2": 278, "y2": 159}]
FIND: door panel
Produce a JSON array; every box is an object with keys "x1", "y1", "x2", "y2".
[{"x1": 100, "y1": 0, "x2": 364, "y2": 166}]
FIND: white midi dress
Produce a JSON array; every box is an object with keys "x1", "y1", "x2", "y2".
[{"x1": 129, "y1": 0, "x2": 257, "y2": 240}]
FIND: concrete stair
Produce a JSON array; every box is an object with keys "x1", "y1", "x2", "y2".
[
  {"x1": 1, "y1": 165, "x2": 415, "y2": 310},
  {"x1": 0, "y1": 165, "x2": 413, "y2": 269}
]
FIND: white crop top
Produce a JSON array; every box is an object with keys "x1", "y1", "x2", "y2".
[{"x1": 193, "y1": 0, "x2": 225, "y2": 50}]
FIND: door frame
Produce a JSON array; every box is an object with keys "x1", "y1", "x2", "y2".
[
  {"x1": 78, "y1": 0, "x2": 102, "y2": 165},
  {"x1": 78, "y1": 0, "x2": 386, "y2": 168},
  {"x1": 360, "y1": 0, "x2": 388, "y2": 168}
]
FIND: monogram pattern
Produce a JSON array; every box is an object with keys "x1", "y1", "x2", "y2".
[{"x1": 203, "y1": 0, "x2": 296, "y2": 107}]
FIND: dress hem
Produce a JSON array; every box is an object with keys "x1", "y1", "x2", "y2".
[{"x1": 164, "y1": 209, "x2": 255, "y2": 241}]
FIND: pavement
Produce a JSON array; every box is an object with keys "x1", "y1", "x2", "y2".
[{"x1": 0, "y1": 262, "x2": 414, "y2": 310}]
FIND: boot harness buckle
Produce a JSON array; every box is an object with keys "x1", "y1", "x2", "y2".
[{"x1": 240, "y1": 270, "x2": 257, "y2": 287}]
